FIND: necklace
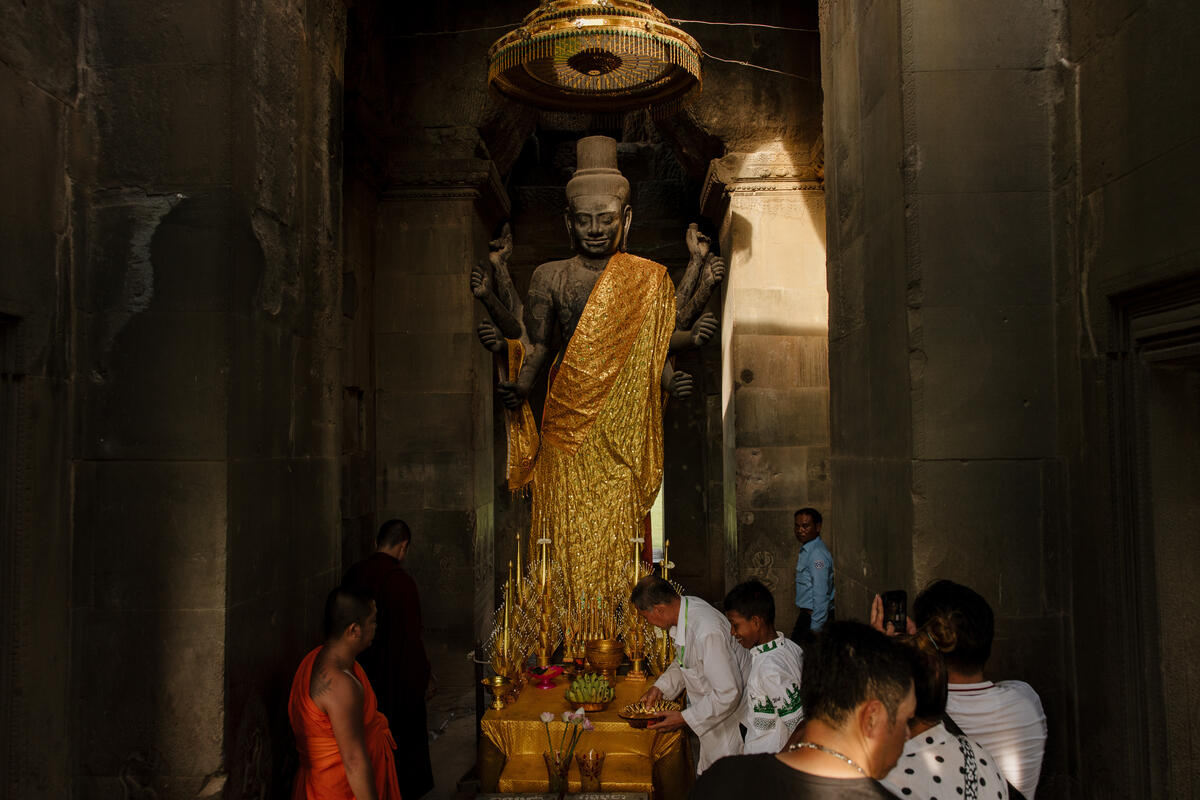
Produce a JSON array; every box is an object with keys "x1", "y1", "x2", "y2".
[{"x1": 787, "y1": 741, "x2": 869, "y2": 778}]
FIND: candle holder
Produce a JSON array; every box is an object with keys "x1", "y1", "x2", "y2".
[
  {"x1": 482, "y1": 674, "x2": 512, "y2": 711},
  {"x1": 576, "y1": 749, "x2": 605, "y2": 792},
  {"x1": 625, "y1": 653, "x2": 647, "y2": 682}
]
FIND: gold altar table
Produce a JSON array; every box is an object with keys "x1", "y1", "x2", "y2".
[{"x1": 478, "y1": 677, "x2": 694, "y2": 800}]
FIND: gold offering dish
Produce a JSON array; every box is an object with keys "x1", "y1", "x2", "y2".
[
  {"x1": 618, "y1": 699, "x2": 681, "y2": 728},
  {"x1": 566, "y1": 692, "x2": 611, "y2": 713}
]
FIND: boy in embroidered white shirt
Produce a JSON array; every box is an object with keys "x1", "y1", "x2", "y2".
[{"x1": 724, "y1": 579, "x2": 805, "y2": 754}]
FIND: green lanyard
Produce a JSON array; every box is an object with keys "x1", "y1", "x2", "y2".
[{"x1": 676, "y1": 598, "x2": 689, "y2": 668}]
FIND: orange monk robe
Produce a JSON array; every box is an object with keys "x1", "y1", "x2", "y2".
[{"x1": 288, "y1": 646, "x2": 402, "y2": 800}]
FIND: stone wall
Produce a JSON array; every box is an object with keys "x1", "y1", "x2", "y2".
[
  {"x1": 0, "y1": 0, "x2": 77, "y2": 795},
  {"x1": 820, "y1": 0, "x2": 1200, "y2": 796},
  {"x1": 1064, "y1": 0, "x2": 1200, "y2": 796},
  {"x1": 819, "y1": 0, "x2": 1070, "y2": 794},
  {"x1": 65, "y1": 1, "x2": 346, "y2": 797}
]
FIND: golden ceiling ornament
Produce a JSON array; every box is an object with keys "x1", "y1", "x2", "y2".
[{"x1": 487, "y1": 0, "x2": 702, "y2": 113}]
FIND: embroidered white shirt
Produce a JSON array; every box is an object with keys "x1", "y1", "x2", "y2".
[{"x1": 740, "y1": 632, "x2": 804, "y2": 754}]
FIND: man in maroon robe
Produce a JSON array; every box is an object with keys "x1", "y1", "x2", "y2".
[{"x1": 343, "y1": 519, "x2": 436, "y2": 799}]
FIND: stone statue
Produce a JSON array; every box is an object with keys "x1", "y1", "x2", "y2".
[{"x1": 470, "y1": 135, "x2": 725, "y2": 607}]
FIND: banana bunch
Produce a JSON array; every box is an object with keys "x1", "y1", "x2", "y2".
[{"x1": 566, "y1": 673, "x2": 614, "y2": 704}]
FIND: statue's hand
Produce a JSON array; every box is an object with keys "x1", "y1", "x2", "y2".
[
  {"x1": 701, "y1": 255, "x2": 726, "y2": 289},
  {"x1": 497, "y1": 380, "x2": 527, "y2": 410},
  {"x1": 667, "y1": 370, "x2": 694, "y2": 399},
  {"x1": 477, "y1": 320, "x2": 505, "y2": 353},
  {"x1": 470, "y1": 260, "x2": 492, "y2": 299},
  {"x1": 690, "y1": 312, "x2": 718, "y2": 348},
  {"x1": 489, "y1": 225, "x2": 513, "y2": 268},
  {"x1": 685, "y1": 223, "x2": 711, "y2": 260}
]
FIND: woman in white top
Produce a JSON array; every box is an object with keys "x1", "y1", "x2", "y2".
[{"x1": 876, "y1": 609, "x2": 1012, "y2": 800}]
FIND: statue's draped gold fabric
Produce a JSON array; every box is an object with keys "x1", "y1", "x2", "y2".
[
  {"x1": 513, "y1": 253, "x2": 675, "y2": 604},
  {"x1": 504, "y1": 339, "x2": 540, "y2": 491}
]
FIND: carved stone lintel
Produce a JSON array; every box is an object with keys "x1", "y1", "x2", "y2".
[
  {"x1": 382, "y1": 157, "x2": 511, "y2": 223},
  {"x1": 700, "y1": 151, "x2": 824, "y2": 221}
]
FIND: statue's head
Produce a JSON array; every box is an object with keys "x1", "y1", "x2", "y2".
[{"x1": 564, "y1": 135, "x2": 632, "y2": 257}]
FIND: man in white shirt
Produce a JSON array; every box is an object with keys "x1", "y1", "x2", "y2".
[
  {"x1": 913, "y1": 580, "x2": 1047, "y2": 798},
  {"x1": 723, "y1": 579, "x2": 805, "y2": 754},
  {"x1": 632, "y1": 575, "x2": 749, "y2": 774}
]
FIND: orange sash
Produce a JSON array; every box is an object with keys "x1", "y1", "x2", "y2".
[{"x1": 288, "y1": 647, "x2": 402, "y2": 800}]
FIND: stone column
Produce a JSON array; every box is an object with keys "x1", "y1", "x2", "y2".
[
  {"x1": 702, "y1": 153, "x2": 829, "y2": 632},
  {"x1": 374, "y1": 157, "x2": 507, "y2": 645}
]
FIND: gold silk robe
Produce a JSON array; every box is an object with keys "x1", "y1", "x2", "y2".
[{"x1": 508, "y1": 252, "x2": 675, "y2": 604}]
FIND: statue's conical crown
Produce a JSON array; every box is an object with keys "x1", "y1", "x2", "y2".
[{"x1": 566, "y1": 136, "x2": 630, "y2": 204}]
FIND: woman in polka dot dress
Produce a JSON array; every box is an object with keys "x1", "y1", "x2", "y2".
[{"x1": 879, "y1": 616, "x2": 1012, "y2": 800}]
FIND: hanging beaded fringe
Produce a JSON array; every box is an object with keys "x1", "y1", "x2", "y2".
[{"x1": 490, "y1": 26, "x2": 701, "y2": 91}]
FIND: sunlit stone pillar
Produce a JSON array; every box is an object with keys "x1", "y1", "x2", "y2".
[
  {"x1": 375, "y1": 157, "x2": 506, "y2": 645},
  {"x1": 703, "y1": 152, "x2": 829, "y2": 633}
]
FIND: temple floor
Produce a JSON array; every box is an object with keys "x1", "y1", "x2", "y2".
[{"x1": 426, "y1": 641, "x2": 480, "y2": 800}]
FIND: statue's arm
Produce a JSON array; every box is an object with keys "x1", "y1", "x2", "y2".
[
  {"x1": 660, "y1": 360, "x2": 694, "y2": 399},
  {"x1": 668, "y1": 312, "x2": 718, "y2": 353},
  {"x1": 675, "y1": 255, "x2": 726, "y2": 330},
  {"x1": 470, "y1": 261, "x2": 523, "y2": 340},
  {"x1": 477, "y1": 320, "x2": 507, "y2": 355},
  {"x1": 674, "y1": 224, "x2": 707, "y2": 322},
  {"x1": 498, "y1": 269, "x2": 554, "y2": 409}
]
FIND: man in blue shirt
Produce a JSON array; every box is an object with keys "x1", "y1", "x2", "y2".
[{"x1": 791, "y1": 507, "x2": 834, "y2": 644}]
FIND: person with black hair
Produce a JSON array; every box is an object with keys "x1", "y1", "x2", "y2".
[
  {"x1": 632, "y1": 574, "x2": 749, "y2": 774},
  {"x1": 792, "y1": 507, "x2": 835, "y2": 643},
  {"x1": 342, "y1": 518, "x2": 435, "y2": 799},
  {"x1": 287, "y1": 586, "x2": 401, "y2": 800},
  {"x1": 912, "y1": 580, "x2": 1046, "y2": 799},
  {"x1": 691, "y1": 621, "x2": 915, "y2": 799},
  {"x1": 723, "y1": 579, "x2": 805, "y2": 754},
  {"x1": 875, "y1": 612, "x2": 1014, "y2": 800}
]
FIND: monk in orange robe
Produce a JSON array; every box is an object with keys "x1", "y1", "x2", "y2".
[{"x1": 289, "y1": 586, "x2": 402, "y2": 800}]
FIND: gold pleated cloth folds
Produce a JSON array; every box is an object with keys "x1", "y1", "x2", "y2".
[
  {"x1": 526, "y1": 252, "x2": 675, "y2": 604},
  {"x1": 478, "y1": 678, "x2": 693, "y2": 799}
]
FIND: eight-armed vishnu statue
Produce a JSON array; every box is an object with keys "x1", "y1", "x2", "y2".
[{"x1": 470, "y1": 135, "x2": 724, "y2": 606}]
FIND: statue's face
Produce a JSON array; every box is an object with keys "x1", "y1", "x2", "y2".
[{"x1": 566, "y1": 194, "x2": 630, "y2": 257}]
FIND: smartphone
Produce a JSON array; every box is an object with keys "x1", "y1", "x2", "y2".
[{"x1": 881, "y1": 590, "x2": 907, "y2": 632}]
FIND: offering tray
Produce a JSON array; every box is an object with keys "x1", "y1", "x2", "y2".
[
  {"x1": 566, "y1": 693, "x2": 612, "y2": 713},
  {"x1": 617, "y1": 700, "x2": 682, "y2": 729}
]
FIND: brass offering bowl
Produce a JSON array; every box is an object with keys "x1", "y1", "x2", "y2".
[
  {"x1": 584, "y1": 639, "x2": 625, "y2": 682},
  {"x1": 566, "y1": 693, "x2": 611, "y2": 713}
]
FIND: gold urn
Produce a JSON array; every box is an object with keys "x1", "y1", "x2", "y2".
[{"x1": 584, "y1": 638, "x2": 624, "y2": 682}]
